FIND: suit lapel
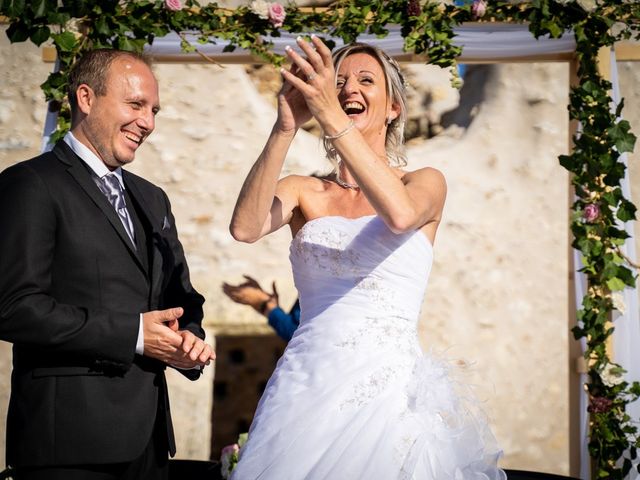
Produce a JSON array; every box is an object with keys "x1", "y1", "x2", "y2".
[
  {"x1": 52, "y1": 142, "x2": 146, "y2": 273},
  {"x1": 124, "y1": 173, "x2": 164, "y2": 300}
]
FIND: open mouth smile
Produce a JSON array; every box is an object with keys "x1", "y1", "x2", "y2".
[
  {"x1": 123, "y1": 131, "x2": 142, "y2": 146},
  {"x1": 342, "y1": 101, "x2": 365, "y2": 116}
]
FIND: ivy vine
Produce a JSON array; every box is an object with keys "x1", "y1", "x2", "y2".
[{"x1": 1, "y1": 0, "x2": 640, "y2": 477}]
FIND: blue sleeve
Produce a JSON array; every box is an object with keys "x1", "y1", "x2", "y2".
[{"x1": 267, "y1": 299, "x2": 300, "y2": 341}]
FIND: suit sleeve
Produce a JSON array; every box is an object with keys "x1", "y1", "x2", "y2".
[{"x1": 0, "y1": 163, "x2": 138, "y2": 366}]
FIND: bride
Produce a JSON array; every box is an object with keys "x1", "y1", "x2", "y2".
[{"x1": 229, "y1": 36, "x2": 506, "y2": 479}]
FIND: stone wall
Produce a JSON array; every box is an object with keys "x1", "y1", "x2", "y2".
[{"x1": 2, "y1": 27, "x2": 640, "y2": 475}]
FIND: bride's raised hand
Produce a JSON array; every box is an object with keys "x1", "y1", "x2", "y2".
[
  {"x1": 275, "y1": 62, "x2": 312, "y2": 135},
  {"x1": 280, "y1": 36, "x2": 345, "y2": 129}
]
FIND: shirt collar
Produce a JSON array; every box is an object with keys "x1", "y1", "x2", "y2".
[{"x1": 63, "y1": 131, "x2": 125, "y2": 188}]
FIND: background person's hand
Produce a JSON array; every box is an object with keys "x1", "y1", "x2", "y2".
[{"x1": 222, "y1": 275, "x2": 272, "y2": 311}]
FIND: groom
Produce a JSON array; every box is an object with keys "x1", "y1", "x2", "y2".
[{"x1": 0, "y1": 49, "x2": 214, "y2": 479}]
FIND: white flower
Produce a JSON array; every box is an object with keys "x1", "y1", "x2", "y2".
[
  {"x1": 611, "y1": 292, "x2": 626, "y2": 314},
  {"x1": 611, "y1": 22, "x2": 627, "y2": 38},
  {"x1": 600, "y1": 363, "x2": 624, "y2": 388},
  {"x1": 576, "y1": 0, "x2": 597, "y2": 11},
  {"x1": 250, "y1": 0, "x2": 270, "y2": 19},
  {"x1": 553, "y1": 0, "x2": 573, "y2": 5}
]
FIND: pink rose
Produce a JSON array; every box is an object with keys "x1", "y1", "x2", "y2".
[
  {"x1": 584, "y1": 203, "x2": 600, "y2": 222},
  {"x1": 164, "y1": 0, "x2": 182, "y2": 11},
  {"x1": 471, "y1": 0, "x2": 487, "y2": 18},
  {"x1": 221, "y1": 443, "x2": 240, "y2": 456},
  {"x1": 268, "y1": 2, "x2": 286, "y2": 28}
]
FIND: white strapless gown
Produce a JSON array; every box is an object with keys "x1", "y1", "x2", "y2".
[{"x1": 231, "y1": 216, "x2": 506, "y2": 480}]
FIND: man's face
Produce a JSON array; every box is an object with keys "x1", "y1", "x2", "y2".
[{"x1": 81, "y1": 57, "x2": 160, "y2": 170}]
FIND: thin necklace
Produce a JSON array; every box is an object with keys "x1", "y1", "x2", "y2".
[{"x1": 335, "y1": 171, "x2": 360, "y2": 190}]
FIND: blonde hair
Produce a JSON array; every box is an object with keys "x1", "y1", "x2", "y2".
[{"x1": 323, "y1": 42, "x2": 408, "y2": 169}]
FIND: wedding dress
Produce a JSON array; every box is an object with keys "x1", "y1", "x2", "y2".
[{"x1": 231, "y1": 215, "x2": 506, "y2": 480}]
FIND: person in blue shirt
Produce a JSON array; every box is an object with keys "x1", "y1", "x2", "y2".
[{"x1": 222, "y1": 276, "x2": 300, "y2": 341}]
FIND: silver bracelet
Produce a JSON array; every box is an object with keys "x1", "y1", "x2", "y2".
[{"x1": 324, "y1": 120, "x2": 355, "y2": 140}]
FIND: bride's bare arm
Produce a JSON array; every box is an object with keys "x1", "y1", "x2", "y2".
[
  {"x1": 230, "y1": 59, "x2": 313, "y2": 243},
  {"x1": 229, "y1": 131, "x2": 302, "y2": 243},
  {"x1": 282, "y1": 36, "x2": 446, "y2": 234}
]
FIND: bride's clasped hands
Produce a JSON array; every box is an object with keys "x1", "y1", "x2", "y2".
[{"x1": 278, "y1": 36, "x2": 353, "y2": 138}]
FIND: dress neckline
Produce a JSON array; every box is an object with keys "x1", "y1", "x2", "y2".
[{"x1": 291, "y1": 215, "x2": 433, "y2": 250}]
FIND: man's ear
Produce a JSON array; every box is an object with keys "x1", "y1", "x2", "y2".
[{"x1": 75, "y1": 84, "x2": 94, "y2": 115}]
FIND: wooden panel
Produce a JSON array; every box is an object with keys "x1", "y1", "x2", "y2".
[{"x1": 616, "y1": 41, "x2": 640, "y2": 61}]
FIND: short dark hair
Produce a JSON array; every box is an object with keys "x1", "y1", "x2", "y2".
[{"x1": 67, "y1": 49, "x2": 153, "y2": 118}]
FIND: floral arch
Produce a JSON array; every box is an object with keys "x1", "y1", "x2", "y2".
[{"x1": 1, "y1": 0, "x2": 640, "y2": 477}]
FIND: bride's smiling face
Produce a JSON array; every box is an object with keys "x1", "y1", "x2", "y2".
[{"x1": 336, "y1": 53, "x2": 398, "y2": 145}]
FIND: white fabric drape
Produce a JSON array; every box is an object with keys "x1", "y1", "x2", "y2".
[
  {"x1": 144, "y1": 23, "x2": 576, "y2": 62},
  {"x1": 610, "y1": 48, "x2": 640, "y2": 479},
  {"x1": 572, "y1": 244, "x2": 590, "y2": 479}
]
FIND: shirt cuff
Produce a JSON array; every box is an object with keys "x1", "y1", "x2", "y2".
[{"x1": 136, "y1": 313, "x2": 144, "y2": 355}]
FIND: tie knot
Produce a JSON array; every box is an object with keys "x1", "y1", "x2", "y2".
[{"x1": 100, "y1": 173, "x2": 126, "y2": 211}]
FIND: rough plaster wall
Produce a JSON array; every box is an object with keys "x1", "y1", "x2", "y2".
[{"x1": 2, "y1": 26, "x2": 640, "y2": 475}]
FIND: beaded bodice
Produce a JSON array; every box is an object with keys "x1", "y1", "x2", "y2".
[{"x1": 289, "y1": 215, "x2": 433, "y2": 325}]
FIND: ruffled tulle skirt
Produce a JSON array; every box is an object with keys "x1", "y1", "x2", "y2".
[{"x1": 230, "y1": 312, "x2": 506, "y2": 480}]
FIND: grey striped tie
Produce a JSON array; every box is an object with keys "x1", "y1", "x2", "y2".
[{"x1": 98, "y1": 173, "x2": 136, "y2": 247}]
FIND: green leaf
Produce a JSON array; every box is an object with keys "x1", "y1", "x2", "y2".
[
  {"x1": 30, "y1": 0, "x2": 46, "y2": 17},
  {"x1": 607, "y1": 277, "x2": 626, "y2": 291},
  {"x1": 6, "y1": 21, "x2": 30, "y2": 43},
  {"x1": 608, "y1": 120, "x2": 637, "y2": 154},
  {"x1": 29, "y1": 25, "x2": 50, "y2": 46},
  {"x1": 52, "y1": 31, "x2": 78, "y2": 52},
  {"x1": 615, "y1": 98, "x2": 625, "y2": 118},
  {"x1": 617, "y1": 199, "x2": 637, "y2": 222},
  {"x1": 559, "y1": 154, "x2": 577, "y2": 171},
  {"x1": 95, "y1": 16, "x2": 111, "y2": 36},
  {"x1": 6, "y1": 0, "x2": 25, "y2": 17}
]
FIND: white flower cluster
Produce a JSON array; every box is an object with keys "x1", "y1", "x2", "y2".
[
  {"x1": 600, "y1": 363, "x2": 624, "y2": 388},
  {"x1": 611, "y1": 292, "x2": 626, "y2": 315},
  {"x1": 553, "y1": 0, "x2": 599, "y2": 11},
  {"x1": 250, "y1": 0, "x2": 270, "y2": 19}
]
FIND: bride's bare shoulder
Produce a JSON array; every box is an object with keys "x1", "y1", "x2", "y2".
[
  {"x1": 281, "y1": 173, "x2": 335, "y2": 193},
  {"x1": 401, "y1": 167, "x2": 447, "y2": 198}
]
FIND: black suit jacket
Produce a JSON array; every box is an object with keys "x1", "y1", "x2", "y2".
[{"x1": 0, "y1": 141, "x2": 205, "y2": 467}]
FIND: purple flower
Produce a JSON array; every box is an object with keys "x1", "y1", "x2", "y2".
[
  {"x1": 588, "y1": 396, "x2": 613, "y2": 414},
  {"x1": 406, "y1": 0, "x2": 421, "y2": 17},
  {"x1": 472, "y1": 0, "x2": 487, "y2": 18},
  {"x1": 583, "y1": 203, "x2": 600, "y2": 223},
  {"x1": 164, "y1": 0, "x2": 182, "y2": 11},
  {"x1": 268, "y1": 2, "x2": 286, "y2": 28}
]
